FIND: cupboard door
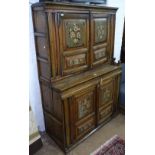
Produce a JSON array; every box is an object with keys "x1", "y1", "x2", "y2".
[
  {"x1": 97, "y1": 78, "x2": 114, "y2": 124},
  {"x1": 69, "y1": 85, "x2": 96, "y2": 143},
  {"x1": 91, "y1": 13, "x2": 111, "y2": 67},
  {"x1": 58, "y1": 12, "x2": 90, "y2": 76}
]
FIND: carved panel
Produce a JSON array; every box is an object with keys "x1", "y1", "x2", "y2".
[
  {"x1": 77, "y1": 92, "x2": 93, "y2": 119},
  {"x1": 99, "y1": 82, "x2": 113, "y2": 107},
  {"x1": 94, "y1": 48, "x2": 106, "y2": 60},
  {"x1": 94, "y1": 18, "x2": 107, "y2": 44},
  {"x1": 99, "y1": 106, "x2": 112, "y2": 120},
  {"x1": 65, "y1": 54, "x2": 86, "y2": 68},
  {"x1": 77, "y1": 119, "x2": 94, "y2": 135},
  {"x1": 64, "y1": 19, "x2": 86, "y2": 48}
]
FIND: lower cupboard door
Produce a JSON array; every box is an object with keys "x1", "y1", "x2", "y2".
[{"x1": 69, "y1": 85, "x2": 96, "y2": 143}]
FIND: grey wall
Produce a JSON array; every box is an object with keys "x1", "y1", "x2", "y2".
[
  {"x1": 29, "y1": 0, "x2": 45, "y2": 131},
  {"x1": 29, "y1": 0, "x2": 125, "y2": 132},
  {"x1": 107, "y1": 0, "x2": 125, "y2": 62}
]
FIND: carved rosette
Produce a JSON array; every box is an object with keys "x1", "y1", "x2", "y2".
[{"x1": 65, "y1": 20, "x2": 85, "y2": 48}]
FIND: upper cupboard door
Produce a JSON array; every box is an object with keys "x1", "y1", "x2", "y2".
[
  {"x1": 58, "y1": 12, "x2": 90, "y2": 76},
  {"x1": 91, "y1": 13, "x2": 111, "y2": 67}
]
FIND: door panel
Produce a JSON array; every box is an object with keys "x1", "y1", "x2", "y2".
[
  {"x1": 99, "y1": 79, "x2": 114, "y2": 108},
  {"x1": 91, "y1": 14, "x2": 111, "y2": 67},
  {"x1": 59, "y1": 12, "x2": 89, "y2": 75},
  {"x1": 97, "y1": 78, "x2": 114, "y2": 124},
  {"x1": 69, "y1": 85, "x2": 96, "y2": 143}
]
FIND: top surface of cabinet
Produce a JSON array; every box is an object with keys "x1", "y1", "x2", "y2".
[
  {"x1": 52, "y1": 64, "x2": 121, "y2": 92},
  {"x1": 32, "y1": 2, "x2": 118, "y2": 11}
]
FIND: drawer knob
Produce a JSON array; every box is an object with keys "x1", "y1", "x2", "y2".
[{"x1": 60, "y1": 13, "x2": 64, "y2": 17}]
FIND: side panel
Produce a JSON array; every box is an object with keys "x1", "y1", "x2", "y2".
[
  {"x1": 40, "y1": 82, "x2": 64, "y2": 147},
  {"x1": 32, "y1": 8, "x2": 52, "y2": 80}
]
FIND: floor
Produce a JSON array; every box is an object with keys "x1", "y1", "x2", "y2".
[{"x1": 35, "y1": 114, "x2": 125, "y2": 155}]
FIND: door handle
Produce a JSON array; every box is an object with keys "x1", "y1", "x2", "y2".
[
  {"x1": 60, "y1": 13, "x2": 64, "y2": 17},
  {"x1": 58, "y1": 12, "x2": 64, "y2": 27}
]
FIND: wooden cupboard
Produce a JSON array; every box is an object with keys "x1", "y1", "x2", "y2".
[{"x1": 32, "y1": 2, "x2": 121, "y2": 153}]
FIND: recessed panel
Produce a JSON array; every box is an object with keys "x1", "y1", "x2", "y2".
[
  {"x1": 99, "y1": 80, "x2": 114, "y2": 108},
  {"x1": 33, "y1": 11, "x2": 47, "y2": 33},
  {"x1": 98, "y1": 105, "x2": 112, "y2": 124},
  {"x1": 94, "y1": 47, "x2": 106, "y2": 60},
  {"x1": 36, "y1": 37, "x2": 48, "y2": 59},
  {"x1": 64, "y1": 54, "x2": 86, "y2": 69},
  {"x1": 94, "y1": 18, "x2": 107, "y2": 44},
  {"x1": 76, "y1": 92, "x2": 94, "y2": 119},
  {"x1": 64, "y1": 19, "x2": 86, "y2": 49}
]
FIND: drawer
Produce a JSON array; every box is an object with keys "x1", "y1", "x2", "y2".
[
  {"x1": 75, "y1": 116, "x2": 95, "y2": 141},
  {"x1": 98, "y1": 105, "x2": 113, "y2": 124}
]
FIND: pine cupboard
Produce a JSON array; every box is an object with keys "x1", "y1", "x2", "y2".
[{"x1": 32, "y1": 2, "x2": 121, "y2": 153}]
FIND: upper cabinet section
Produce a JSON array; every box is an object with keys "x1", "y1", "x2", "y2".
[
  {"x1": 58, "y1": 12, "x2": 90, "y2": 75},
  {"x1": 32, "y1": 2, "x2": 117, "y2": 80}
]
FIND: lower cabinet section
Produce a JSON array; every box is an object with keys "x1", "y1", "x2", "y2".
[{"x1": 41, "y1": 68, "x2": 121, "y2": 152}]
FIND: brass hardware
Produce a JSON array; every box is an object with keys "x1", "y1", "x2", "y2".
[{"x1": 60, "y1": 13, "x2": 64, "y2": 17}]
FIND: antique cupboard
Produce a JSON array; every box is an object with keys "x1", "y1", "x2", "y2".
[{"x1": 32, "y1": 1, "x2": 121, "y2": 153}]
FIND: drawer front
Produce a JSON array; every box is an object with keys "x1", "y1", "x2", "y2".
[
  {"x1": 98, "y1": 105, "x2": 113, "y2": 124},
  {"x1": 75, "y1": 116, "x2": 95, "y2": 140}
]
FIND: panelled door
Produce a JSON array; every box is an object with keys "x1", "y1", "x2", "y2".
[
  {"x1": 91, "y1": 13, "x2": 111, "y2": 67},
  {"x1": 97, "y1": 78, "x2": 114, "y2": 124},
  {"x1": 58, "y1": 11, "x2": 90, "y2": 76},
  {"x1": 69, "y1": 85, "x2": 96, "y2": 143}
]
